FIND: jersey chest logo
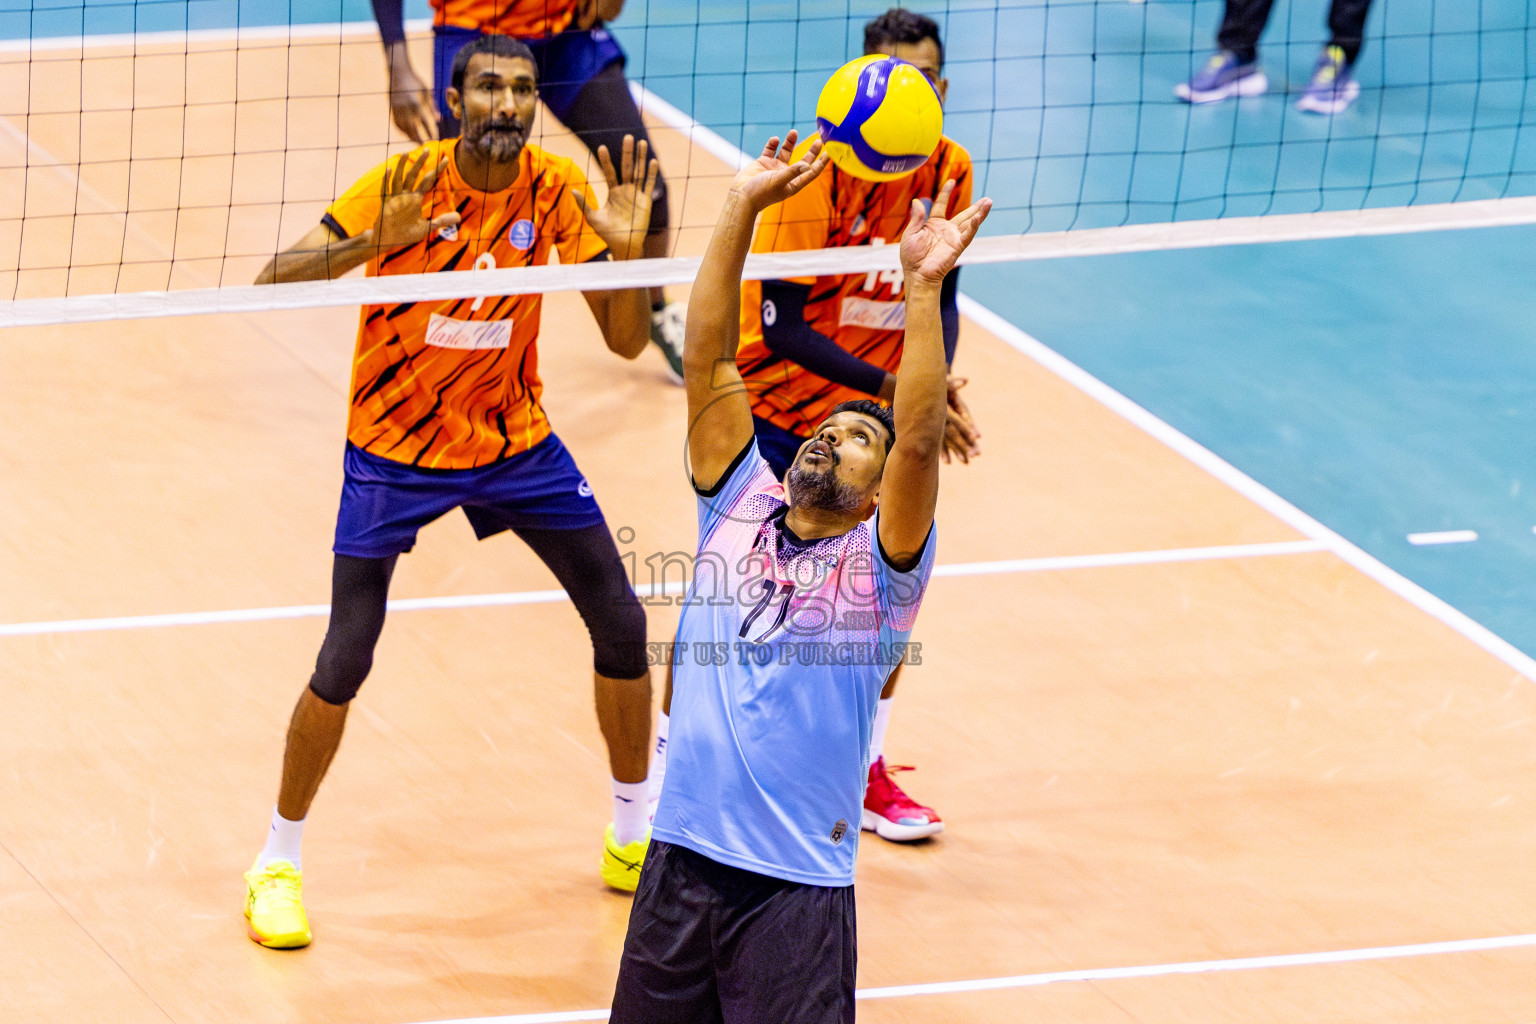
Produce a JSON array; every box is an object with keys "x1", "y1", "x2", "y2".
[{"x1": 507, "y1": 218, "x2": 536, "y2": 250}]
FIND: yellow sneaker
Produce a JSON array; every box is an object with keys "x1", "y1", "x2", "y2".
[
  {"x1": 601, "y1": 823, "x2": 649, "y2": 893},
  {"x1": 243, "y1": 858, "x2": 312, "y2": 948}
]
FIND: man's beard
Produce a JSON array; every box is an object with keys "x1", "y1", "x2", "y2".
[
  {"x1": 785, "y1": 461, "x2": 862, "y2": 513},
  {"x1": 466, "y1": 118, "x2": 525, "y2": 163}
]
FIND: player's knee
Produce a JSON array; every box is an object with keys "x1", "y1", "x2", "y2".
[
  {"x1": 308, "y1": 645, "x2": 372, "y2": 705},
  {"x1": 592, "y1": 589, "x2": 649, "y2": 680}
]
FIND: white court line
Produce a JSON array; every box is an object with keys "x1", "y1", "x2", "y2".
[
  {"x1": 403, "y1": 931, "x2": 1536, "y2": 1024},
  {"x1": 1407, "y1": 529, "x2": 1478, "y2": 545},
  {"x1": 0, "y1": 541, "x2": 1324, "y2": 638},
  {"x1": 957, "y1": 294, "x2": 1536, "y2": 686}
]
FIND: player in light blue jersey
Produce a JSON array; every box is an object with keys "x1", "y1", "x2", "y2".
[{"x1": 609, "y1": 132, "x2": 990, "y2": 1023}]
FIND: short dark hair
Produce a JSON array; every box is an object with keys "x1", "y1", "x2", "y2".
[
  {"x1": 829, "y1": 399, "x2": 896, "y2": 454},
  {"x1": 863, "y1": 8, "x2": 945, "y2": 70},
  {"x1": 450, "y1": 34, "x2": 538, "y2": 94}
]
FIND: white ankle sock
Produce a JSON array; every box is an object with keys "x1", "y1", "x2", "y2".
[
  {"x1": 869, "y1": 698, "x2": 894, "y2": 765},
  {"x1": 647, "y1": 712, "x2": 670, "y2": 809},
  {"x1": 258, "y1": 808, "x2": 305, "y2": 870},
  {"x1": 612, "y1": 780, "x2": 649, "y2": 846}
]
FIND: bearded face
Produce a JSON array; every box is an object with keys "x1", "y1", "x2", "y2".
[
  {"x1": 463, "y1": 105, "x2": 529, "y2": 164},
  {"x1": 785, "y1": 437, "x2": 865, "y2": 513},
  {"x1": 453, "y1": 53, "x2": 537, "y2": 165}
]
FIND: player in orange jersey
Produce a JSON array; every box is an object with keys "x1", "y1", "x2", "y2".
[
  {"x1": 241, "y1": 36, "x2": 657, "y2": 950},
  {"x1": 369, "y1": 0, "x2": 688, "y2": 384},
  {"x1": 648, "y1": 9, "x2": 980, "y2": 847}
]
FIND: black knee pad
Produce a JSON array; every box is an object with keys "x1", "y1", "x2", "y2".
[
  {"x1": 308, "y1": 644, "x2": 373, "y2": 705},
  {"x1": 591, "y1": 587, "x2": 649, "y2": 680}
]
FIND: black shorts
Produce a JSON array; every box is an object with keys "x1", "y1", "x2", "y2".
[{"x1": 610, "y1": 840, "x2": 857, "y2": 1024}]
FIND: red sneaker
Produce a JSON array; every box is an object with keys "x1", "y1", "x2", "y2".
[{"x1": 862, "y1": 757, "x2": 944, "y2": 841}]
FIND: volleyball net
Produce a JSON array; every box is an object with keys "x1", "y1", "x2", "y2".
[{"x1": 1, "y1": 0, "x2": 1533, "y2": 326}]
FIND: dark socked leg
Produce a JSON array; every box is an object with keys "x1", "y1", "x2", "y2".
[
  {"x1": 1327, "y1": 0, "x2": 1374, "y2": 64},
  {"x1": 275, "y1": 554, "x2": 397, "y2": 820},
  {"x1": 1216, "y1": 0, "x2": 1278, "y2": 63}
]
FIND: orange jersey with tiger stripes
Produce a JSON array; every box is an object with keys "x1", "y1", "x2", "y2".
[
  {"x1": 736, "y1": 135, "x2": 973, "y2": 438},
  {"x1": 431, "y1": 0, "x2": 578, "y2": 38},
  {"x1": 324, "y1": 139, "x2": 608, "y2": 470}
]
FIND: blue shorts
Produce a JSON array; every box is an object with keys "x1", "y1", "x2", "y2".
[
  {"x1": 334, "y1": 435, "x2": 607, "y2": 559},
  {"x1": 752, "y1": 416, "x2": 807, "y2": 480},
  {"x1": 434, "y1": 24, "x2": 626, "y2": 127}
]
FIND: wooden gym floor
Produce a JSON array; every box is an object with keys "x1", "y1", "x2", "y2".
[{"x1": 2, "y1": 29, "x2": 1534, "y2": 1024}]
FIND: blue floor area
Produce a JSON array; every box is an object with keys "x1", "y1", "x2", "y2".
[{"x1": 965, "y1": 226, "x2": 1536, "y2": 656}]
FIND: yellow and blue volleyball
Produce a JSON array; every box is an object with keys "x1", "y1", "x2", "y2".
[{"x1": 815, "y1": 54, "x2": 943, "y2": 182}]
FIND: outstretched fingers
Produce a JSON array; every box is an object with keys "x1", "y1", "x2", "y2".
[
  {"x1": 930, "y1": 178, "x2": 956, "y2": 221},
  {"x1": 784, "y1": 147, "x2": 829, "y2": 195},
  {"x1": 595, "y1": 143, "x2": 618, "y2": 189},
  {"x1": 951, "y1": 197, "x2": 993, "y2": 248},
  {"x1": 903, "y1": 197, "x2": 929, "y2": 238},
  {"x1": 414, "y1": 153, "x2": 446, "y2": 195},
  {"x1": 776, "y1": 130, "x2": 800, "y2": 163}
]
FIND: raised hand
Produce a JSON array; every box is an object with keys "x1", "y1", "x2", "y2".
[
  {"x1": 898, "y1": 179, "x2": 992, "y2": 286},
  {"x1": 572, "y1": 134, "x2": 659, "y2": 261},
  {"x1": 942, "y1": 375, "x2": 982, "y2": 464},
  {"x1": 386, "y1": 51, "x2": 439, "y2": 145},
  {"x1": 371, "y1": 148, "x2": 459, "y2": 252},
  {"x1": 729, "y1": 132, "x2": 830, "y2": 213}
]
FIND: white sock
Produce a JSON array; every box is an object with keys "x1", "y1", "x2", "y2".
[
  {"x1": 612, "y1": 780, "x2": 649, "y2": 846},
  {"x1": 647, "y1": 712, "x2": 670, "y2": 809},
  {"x1": 257, "y1": 807, "x2": 306, "y2": 870},
  {"x1": 870, "y1": 698, "x2": 895, "y2": 766}
]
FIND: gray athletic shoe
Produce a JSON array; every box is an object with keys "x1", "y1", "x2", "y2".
[{"x1": 650, "y1": 301, "x2": 686, "y2": 385}]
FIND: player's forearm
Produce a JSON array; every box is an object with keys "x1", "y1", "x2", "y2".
[
  {"x1": 255, "y1": 235, "x2": 376, "y2": 284},
  {"x1": 892, "y1": 280, "x2": 948, "y2": 458},
  {"x1": 598, "y1": 287, "x2": 651, "y2": 359},
  {"x1": 684, "y1": 191, "x2": 757, "y2": 371},
  {"x1": 760, "y1": 280, "x2": 889, "y2": 396}
]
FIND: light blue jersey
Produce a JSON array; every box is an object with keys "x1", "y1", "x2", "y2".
[{"x1": 651, "y1": 443, "x2": 936, "y2": 886}]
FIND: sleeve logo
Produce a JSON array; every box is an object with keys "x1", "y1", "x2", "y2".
[
  {"x1": 507, "y1": 218, "x2": 536, "y2": 250},
  {"x1": 762, "y1": 299, "x2": 777, "y2": 326}
]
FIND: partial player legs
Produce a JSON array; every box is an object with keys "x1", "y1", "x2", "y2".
[
  {"x1": 862, "y1": 662, "x2": 945, "y2": 842},
  {"x1": 246, "y1": 553, "x2": 397, "y2": 948},
  {"x1": 514, "y1": 522, "x2": 654, "y2": 888}
]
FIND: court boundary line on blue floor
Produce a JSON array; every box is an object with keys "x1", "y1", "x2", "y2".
[
  {"x1": 0, "y1": 540, "x2": 1328, "y2": 638},
  {"x1": 403, "y1": 932, "x2": 1536, "y2": 1023},
  {"x1": 959, "y1": 295, "x2": 1536, "y2": 685}
]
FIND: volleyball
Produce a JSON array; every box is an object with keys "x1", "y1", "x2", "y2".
[{"x1": 815, "y1": 54, "x2": 943, "y2": 182}]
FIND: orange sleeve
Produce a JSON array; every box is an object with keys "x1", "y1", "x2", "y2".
[
  {"x1": 324, "y1": 145, "x2": 446, "y2": 240},
  {"x1": 324, "y1": 157, "x2": 392, "y2": 240},
  {"x1": 549, "y1": 157, "x2": 610, "y2": 265}
]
